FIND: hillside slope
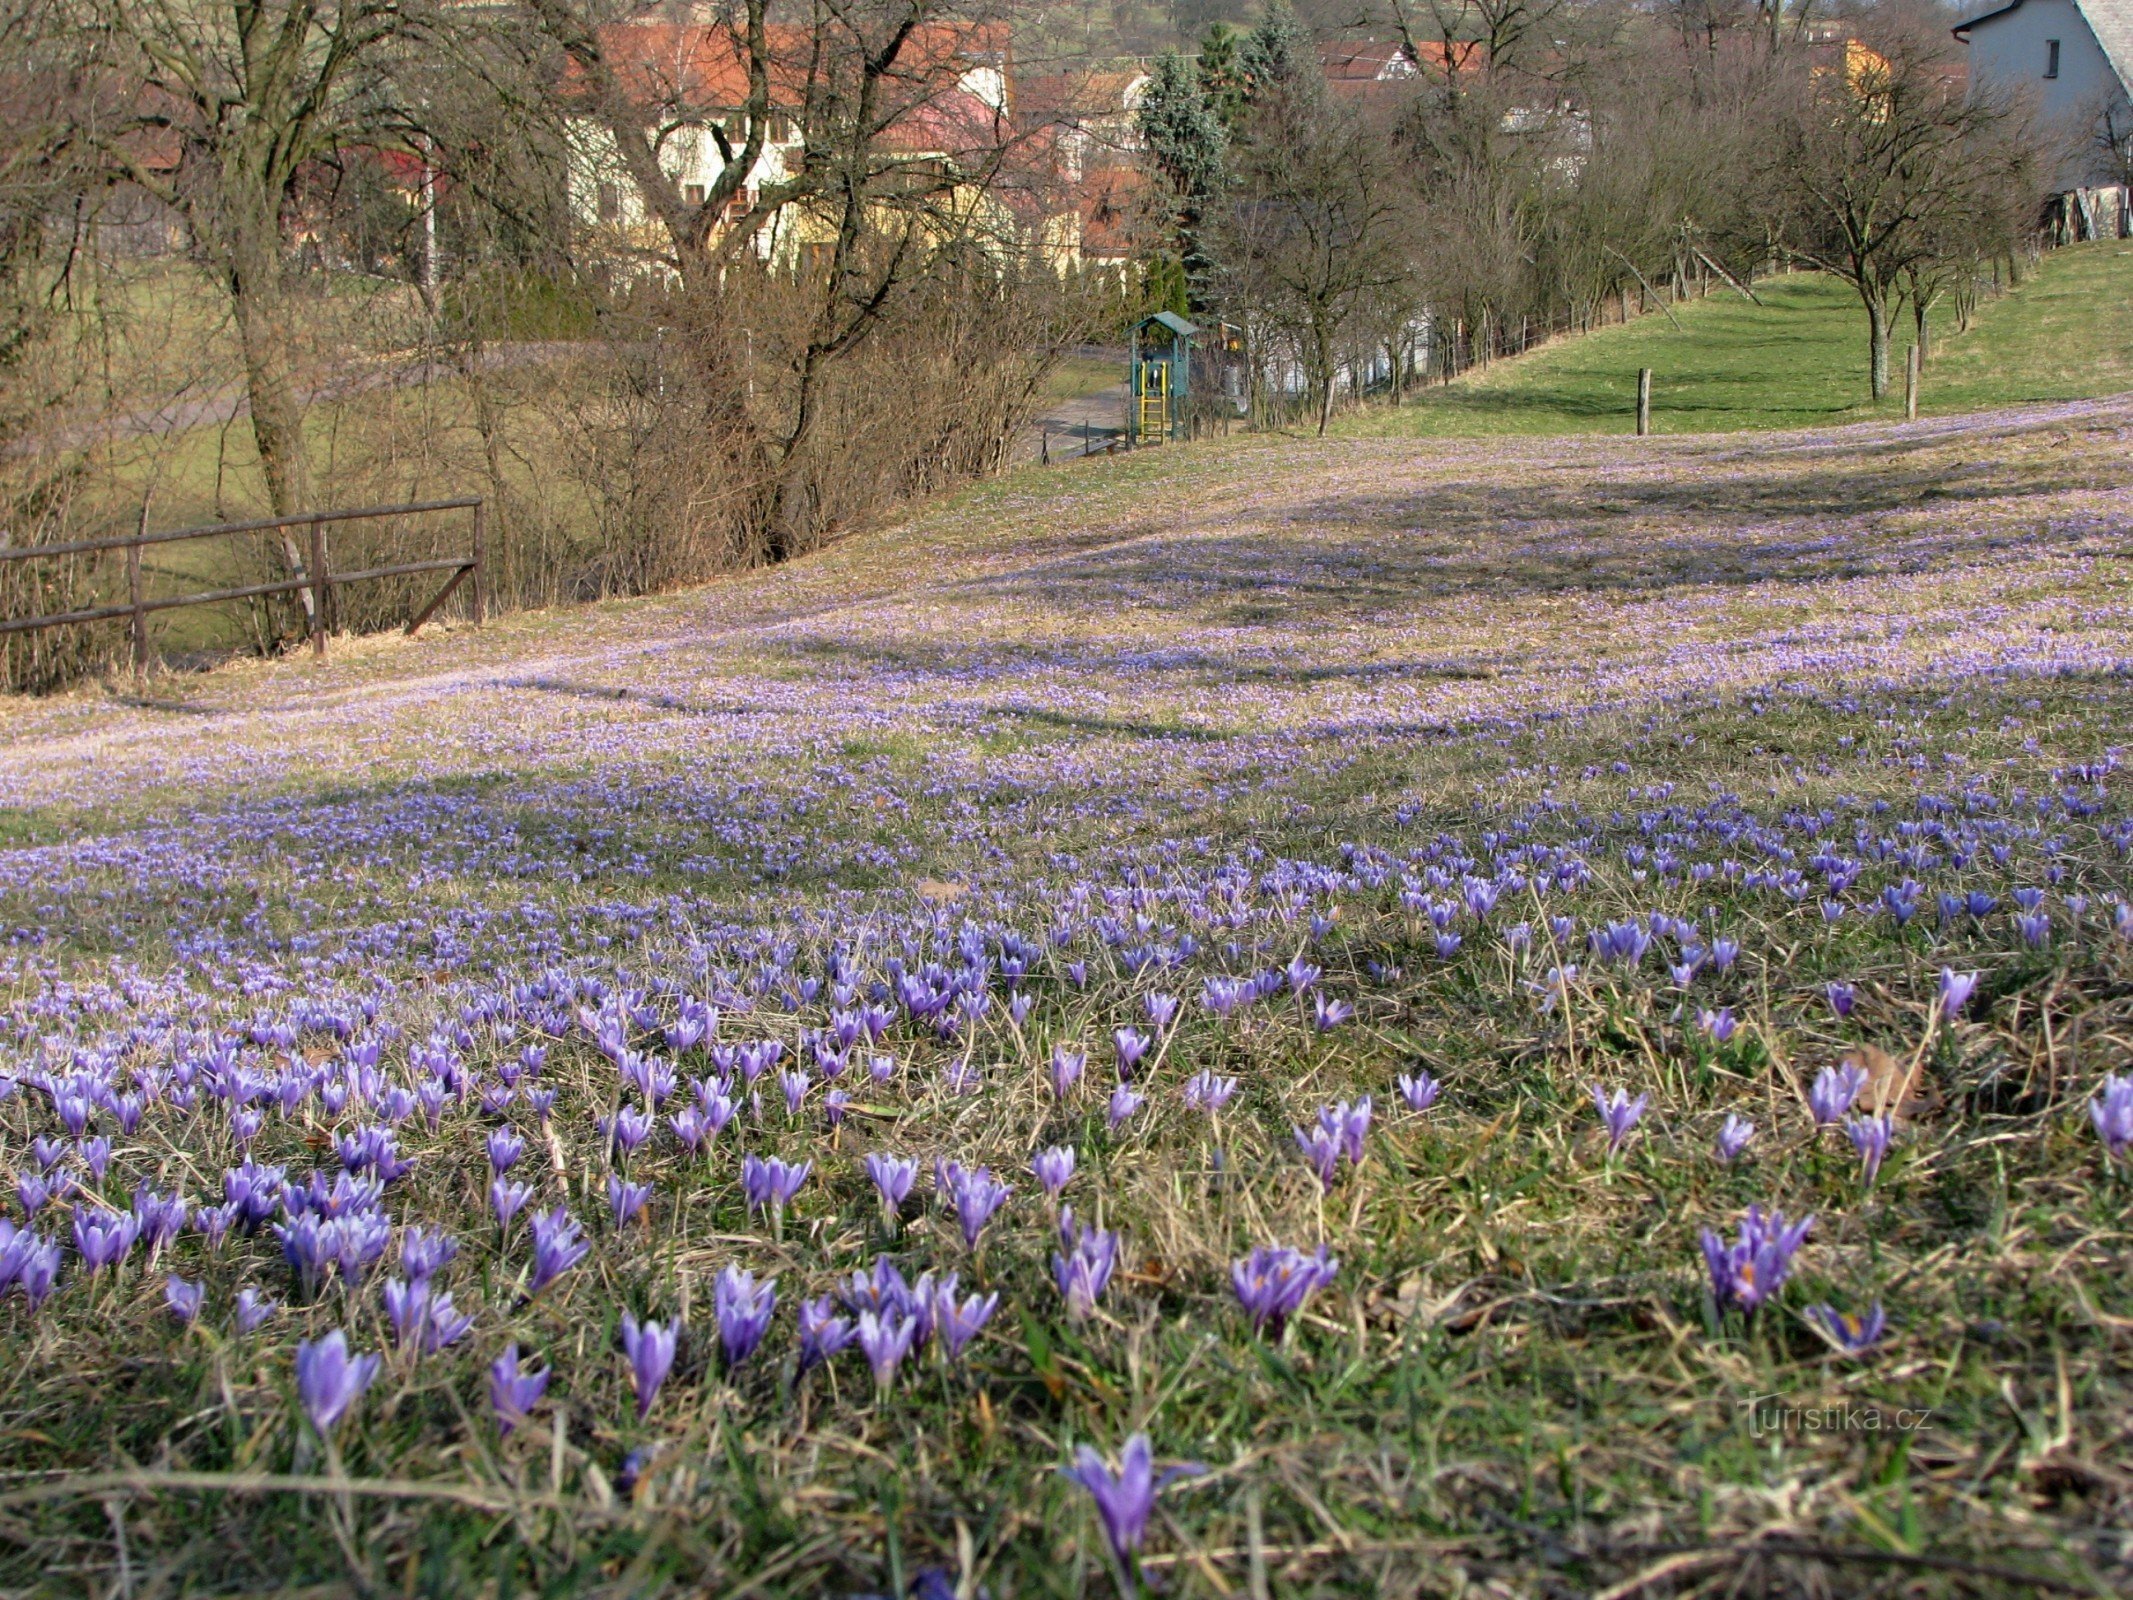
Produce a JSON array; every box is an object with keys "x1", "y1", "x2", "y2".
[
  {"x1": 1, "y1": 403, "x2": 2130, "y2": 1595},
  {"x1": 1342, "y1": 241, "x2": 2133, "y2": 438}
]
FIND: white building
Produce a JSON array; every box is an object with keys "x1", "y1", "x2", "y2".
[{"x1": 1955, "y1": 0, "x2": 2133, "y2": 190}]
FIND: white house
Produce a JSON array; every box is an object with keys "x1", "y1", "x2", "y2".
[{"x1": 1955, "y1": 0, "x2": 2133, "y2": 192}]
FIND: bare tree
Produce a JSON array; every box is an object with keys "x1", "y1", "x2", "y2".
[
  {"x1": 1215, "y1": 66, "x2": 1415, "y2": 432},
  {"x1": 1773, "y1": 31, "x2": 2033, "y2": 397},
  {"x1": 84, "y1": 0, "x2": 428, "y2": 531},
  {"x1": 528, "y1": 0, "x2": 1038, "y2": 557}
]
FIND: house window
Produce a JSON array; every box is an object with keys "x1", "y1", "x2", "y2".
[
  {"x1": 2045, "y1": 38, "x2": 2060, "y2": 78},
  {"x1": 684, "y1": 183, "x2": 705, "y2": 206},
  {"x1": 596, "y1": 181, "x2": 621, "y2": 223}
]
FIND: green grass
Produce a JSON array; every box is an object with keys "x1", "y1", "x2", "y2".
[
  {"x1": 1342, "y1": 242, "x2": 2133, "y2": 439},
  {"x1": 1, "y1": 402, "x2": 2131, "y2": 1596}
]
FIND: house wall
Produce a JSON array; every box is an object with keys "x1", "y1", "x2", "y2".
[
  {"x1": 564, "y1": 117, "x2": 800, "y2": 260},
  {"x1": 1963, "y1": 0, "x2": 2132, "y2": 185}
]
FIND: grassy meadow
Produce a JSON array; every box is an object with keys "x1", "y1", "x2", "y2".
[
  {"x1": 1341, "y1": 242, "x2": 2133, "y2": 439},
  {"x1": 0, "y1": 394, "x2": 2130, "y2": 1595}
]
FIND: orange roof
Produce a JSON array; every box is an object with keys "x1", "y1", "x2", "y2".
[{"x1": 573, "y1": 19, "x2": 1010, "y2": 115}]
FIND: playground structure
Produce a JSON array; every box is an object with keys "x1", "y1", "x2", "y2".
[{"x1": 1127, "y1": 313, "x2": 1249, "y2": 445}]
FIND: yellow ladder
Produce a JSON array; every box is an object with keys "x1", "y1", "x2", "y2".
[{"x1": 1138, "y1": 363, "x2": 1170, "y2": 440}]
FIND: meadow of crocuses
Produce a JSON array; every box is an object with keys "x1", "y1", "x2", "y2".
[{"x1": 1, "y1": 398, "x2": 2131, "y2": 1597}]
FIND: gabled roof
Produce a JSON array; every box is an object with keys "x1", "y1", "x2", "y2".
[{"x1": 1955, "y1": 0, "x2": 2133, "y2": 95}]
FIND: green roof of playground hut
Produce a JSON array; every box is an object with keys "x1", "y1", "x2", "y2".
[{"x1": 1135, "y1": 311, "x2": 1200, "y2": 338}]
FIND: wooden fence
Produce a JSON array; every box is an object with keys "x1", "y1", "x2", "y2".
[{"x1": 0, "y1": 497, "x2": 484, "y2": 674}]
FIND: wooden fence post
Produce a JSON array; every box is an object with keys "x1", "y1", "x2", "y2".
[
  {"x1": 1636, "y1": 368, "x2": 1652, "y2": 437},
  {"x1": 127, "y1": 525, "x2": 146, "y2": 678},
  {"x1": 1904, "y1": 343, "x2": 1920, "y2": 421},
  {"x1": 470, "y1": 499, "x2": 488, "y2": 626},
  {"x1": 308, "y1": 516, "x2": 328, "y2": 659}
]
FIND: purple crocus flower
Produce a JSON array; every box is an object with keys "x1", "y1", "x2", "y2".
[
  {"x1": 856, "y1": 1308, "x2": 917, "y2": 1390},
  {"x1": 423, "y1": 1291, "x2": 474, "y2": 1353},
  {"x1": 133, "y1": 1184, "x2": 188, "y2": 1258},
  {"x1": 608, "y1": 1173, "x2": 652, "y2": 1227},
  {"x1": 235, "y1": 1286, "x2": 277, "y2": 1333},
  {"x1": 191, "y1": 1202, "x2": 237, "y2": 1245},
  {"x1": 1106, "y1": 1084, "x2": 1145, "y2": 1130},
  {"x1": 948, "y1": 1165, "x2": 1011, "y2": 1249},
  {"x1": 1809, "y1": 1063, "x2": 1867, "y2": 1126},
  {"x1": 603, "y1": 1105, "x2": 655, "y2": 1159},
  {"x1": 1700, "y1": 1206, "x2": 1813, "y2": 1314},
  {"x1": 1031, "y1": 1144, "x2": 1076, "y2": 1200},
  {"x1": 72, "y1": 1205, "x2": 140, "y2": 1273},
  {"x1": 2090, "y1": 1074, "x2": 2133, "y2": 1161},
  {"x1": 1591, "y1": 1085, "x2": 1649, "y2": 1154},
  {"x1": 798, "y1": 1295, "x2": 857, "y2": 1371},
  {"x1": 16, "y1": 1173, "x2": 52, "y2": 1216},
  {"x1": 1051, "y1": 1209, "x2": 1118, "y2": 1322},
  {"x1": 527, "y1": 1207, "x2": 590, "y2": 1294},
  {"x1": 1230, "y1": 1243, "x2": 1338, "y2": 1337},
  {"x1": 865, "y1": 1153, "x2": 918, "y2": 1221},
  {"x1": 1293, "y1": 1121, "x2": 1341, "y2": 1190},
  {"x1": 490, "y1": 1177, "x2": 532, "y2": 1230},
  {"x1": 1397, "y1": 1072, "x2": 1440, "y2": 1113},
  {"x1": 295, "y1": 1330, "x2": 380, "y2": 1434},
  {"x1": 1144, "y1": 991, "x2": 1179, "y2": 1031},
  {"x1": 668, "y1": 1105, "x2": 710, "y2": 1151},
  {"x1": 1715, "y1": 1114, "x2": 1755, "y2": 1164},
  {"x1": 1807, "y1": 1302, "x2": 1887, "y2": 1354},
  {"x1": 1323, "y1": 1098, "x2": 1371, "y2": 1162},
  {"x1": 1938, "y1": 968, "x2": 1979, "y2": 1021},
  {"x1": 486, "y1": 1128, "x2": 524, "y2": 1173},
  {"x1": 384, "y1": 1277, "x2": 433, "y2": 1348},
  {"x1": 1846, "y1": 1113, "x2": 1894, "y2": 1182},
  {"x1": 14, "y1": 1236, "x2": 60, "y2": 1307},
  {"x1": 1050, "y1": 1046, "x2": 1085, "y2": 1100},
  {"x1": 489, "y1": 1343, "x2": 551, "y2": 1435},
  {"x1": 1112, "y1": 1028, "x2": 1150, "y2": 1078},
  {"x1": 1698, "y1": 1007, "x2": 1737, "y2": 1045},
  {"x1": 1182, "y1": 1070, "x2": 1236, "y2": 1113},
  {"x1": 401, "y1": 1226, "x2": 458, "y2": 1282},
  {"x1": 932, "y1": 1286, "x2": 999, "y2": 1362},
  {"x1": 740, "y1": 1154, "x2": 810, "y2": 1219},
  {"x1": 164, "y1": 1276, "x2": 204, "y2": 1324},
  {"x1": 715, "y1": 1265, "x2": 777, "y2": 1370},
  {"x1": 1060, "y1": 1433, "x2": 1202, "y2": 1568},
  {"x1": 839, "y1": 1254, "x2": 917, "y2": 1321},
  {"x1": 79, "y1": 1137, "x2": 112, "y2": 1182},
  {"x1": 1311, "y1": 993, "x2": 1354, "y2": 1031},
  {"x1": 1826, "y1": 981, "x2": 1855, "y2": 1019},
  {"x1": 619, "y1": 1311, "x2": 678, "y2": 1419}
]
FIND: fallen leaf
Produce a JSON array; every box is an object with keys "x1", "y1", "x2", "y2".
[{"x1": 1843, "y1": 1043, "x2": 1936, "y2": 1122}]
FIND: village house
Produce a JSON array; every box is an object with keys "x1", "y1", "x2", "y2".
[
  {"x1": 1956, "y1": 0, "x2": 2133, "y2": 229},
  {"x1": 563, "y1": 16, "x2": 1030, "y2": 270}
]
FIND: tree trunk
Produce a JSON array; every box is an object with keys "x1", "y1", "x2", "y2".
[{"x1": 225, "y1": 225, "x2": 318, "y2": 625}]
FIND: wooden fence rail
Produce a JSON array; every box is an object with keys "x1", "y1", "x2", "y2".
[{"x1": 0, "y1": 497, "x2": 484, "y2": 673}]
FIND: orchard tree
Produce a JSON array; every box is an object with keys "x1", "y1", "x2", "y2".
[{"x1": 1774, "y1": 35, "x2": 2033, "y2": 397}]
